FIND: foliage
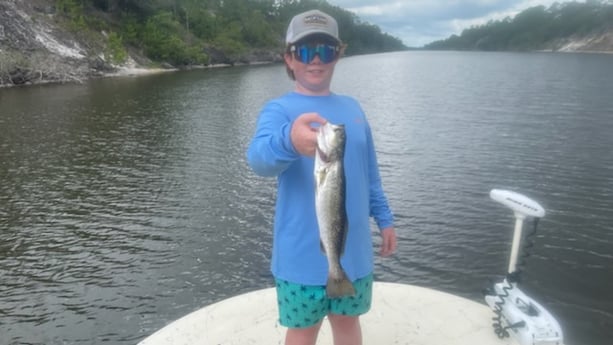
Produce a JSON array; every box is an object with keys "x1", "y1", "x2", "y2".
[
  {"x1": 105, "y1": 32, "x2": 128, "y2": 64},
  {"x1": 141, "y1": 12, "x2": 208, "y2": 65},
  {"x1": 54, "y1": 0, "x2": 407, "y2": 66},
  {"x1": 212, "y1": 21, "x2": 248, "y2": 60},
  {"x1": 55, "y1": 0, "x2": 87, "y2": 30},
  {"x1": 425, "y1": 0, "x2": 613, "y2": 51},
  {"x1": 119, "y1": 14, "x2": 141, "y2": 45}
]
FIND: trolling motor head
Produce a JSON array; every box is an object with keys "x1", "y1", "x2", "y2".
[
  {"x1": 489, "y1": 189, "x2": 546, "y2": 275},
  {"x1": 490, "y1": 189, "x2": 545, "y2": 218}
]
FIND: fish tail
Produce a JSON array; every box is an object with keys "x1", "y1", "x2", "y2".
[{"x1": 326, "y1": 272, "x2": 356, "y2": 298}]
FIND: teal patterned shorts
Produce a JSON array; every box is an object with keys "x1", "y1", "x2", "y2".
[{"x1": 275, "y1": 274, "x2": 373, "y2": 328}]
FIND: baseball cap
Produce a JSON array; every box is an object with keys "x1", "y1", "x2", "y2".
[{"x1": 285, "y1": 10, "x2": 340, "y2": 45}]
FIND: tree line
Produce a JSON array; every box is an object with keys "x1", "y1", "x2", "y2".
[
  {"x1": 55, "y1": 0, "x2": 407, "y2": 66},
  {"x1": 425, "y1": 0, "x2": 613, "y2": 51}
]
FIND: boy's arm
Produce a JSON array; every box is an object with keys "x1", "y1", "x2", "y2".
[{"x1": 247, "y1": 102, "x2": 299, "y2": 177}]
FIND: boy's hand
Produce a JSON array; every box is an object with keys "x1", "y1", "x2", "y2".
[
  {"x1": 291, "y1": 113, "x2": 327, "y2": 156},
  {"x1": 380, "y1": 227, "x2": 397, "y2": 257}
]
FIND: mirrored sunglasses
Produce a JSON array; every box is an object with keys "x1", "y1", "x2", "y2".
[{"x1": 291, "y1": 43, "x2": 340, "y2": 64}]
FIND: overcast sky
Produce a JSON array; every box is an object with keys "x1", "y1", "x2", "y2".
[{"x1": 326, "y1": 0, "x2": 584, "y2": 47}]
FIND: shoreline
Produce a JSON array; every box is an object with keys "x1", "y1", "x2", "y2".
[
  {"x1": 0, "y1": 61, "x2": 277, "y2": 89},
  {"x1": 1, "y1": 49, "x2": 610, "y2": 89}
]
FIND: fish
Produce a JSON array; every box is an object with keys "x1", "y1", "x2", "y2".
[{"x1": 314, "y1": 122, "x2": 355, "y2": 298}]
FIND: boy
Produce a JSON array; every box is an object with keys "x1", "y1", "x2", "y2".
[{"x1": 247, "y1": 9, "x2": 397, "y2": 345}]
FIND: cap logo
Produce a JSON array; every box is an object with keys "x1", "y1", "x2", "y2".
[{"x1": 304, "y1": 14, "x2": 328, "y2": 26}]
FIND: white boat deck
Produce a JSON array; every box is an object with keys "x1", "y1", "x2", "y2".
[{"x1": 138, "y1": 282, "x2": 519, "y2": 345}]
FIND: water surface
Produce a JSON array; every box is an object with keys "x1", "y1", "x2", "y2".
[{"x1": 1, "y1": 51, "x2": 612, "y2": 345}]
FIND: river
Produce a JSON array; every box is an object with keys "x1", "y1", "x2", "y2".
[{"x1": 1, "y1": 51, "x2": 612, "y2": 345}]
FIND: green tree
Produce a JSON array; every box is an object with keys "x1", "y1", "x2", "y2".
[
  {"x1": 56, "y1": 0, "x2": 87, "y2": 30},
  {"x1": 425, "y1": 1, "x2": 613, "y2": 51},
  {"x1": 106, "y1": 31, "x2": 128, "y2": 64},
  {"x1": 142, "y1": 11, "x2": 206, "y2": 65},
  {"x1": 57, "y1": 0, "x2": 407, "y2": 66}
]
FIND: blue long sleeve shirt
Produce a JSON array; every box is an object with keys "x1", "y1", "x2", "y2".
[{"x1": 247, "y1": 92, "x2": 394, "y2": 285}]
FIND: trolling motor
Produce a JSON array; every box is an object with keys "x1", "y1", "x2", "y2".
[{"x1": 484, "y1": 189, "x2": 564, "y2": 345}]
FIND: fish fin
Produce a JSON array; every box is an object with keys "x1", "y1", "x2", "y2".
[{"x1": 326, "y1": 272, "x2": 356, "y2": 298}]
